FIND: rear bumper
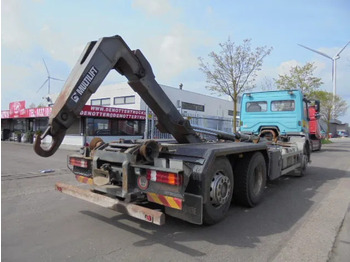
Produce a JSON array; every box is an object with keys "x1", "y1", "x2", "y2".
[{"x1": 55, "y1": 182, "x2": 165, "y2": 225}]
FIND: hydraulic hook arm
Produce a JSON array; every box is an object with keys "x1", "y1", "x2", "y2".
[{"x1": 34, "y1": 35, "x2": 201, "y2": 157}]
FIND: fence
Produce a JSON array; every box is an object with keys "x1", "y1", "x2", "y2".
[{"x1": 144, "y1": 110, "x2": 236, "y2": 140}]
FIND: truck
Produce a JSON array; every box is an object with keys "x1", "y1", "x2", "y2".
[
  {"x1": 308, "y1": 100, "x2": 322, "y2": 151},
  {"x1": 34, "y1": 35, "x2": 311, "y2": 225},
  {"x1": 239, "y1": 89, "x2": 312, "y2": 159}
]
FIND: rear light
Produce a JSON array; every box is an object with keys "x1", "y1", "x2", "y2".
[
  {"x1": 69, "y1": 157, "x2": 89, "y2": 168},
  {"x1": 146, "y1": 169, "x2": 183, "y2": 186}
]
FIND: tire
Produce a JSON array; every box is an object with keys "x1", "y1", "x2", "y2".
[
  {"x1": 233, "y1": 152, "x2": 267, "y2": 207},
  {"x1": 317, "y1": 140, "x2": 322, "y2": 151},
  {"x1": 295, "y1": 145, "x2": 309, "y2": 177},
  {"x1": 312, "y1": 139, "x2": 321, "y2": 152},
  {"x1": 203, "y1": 157, "x2": 233, "y2": 225}
]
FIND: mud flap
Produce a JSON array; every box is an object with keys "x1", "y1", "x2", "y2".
[{"x1": 165, "y1": 193, "x2": 203, "y2": 225}]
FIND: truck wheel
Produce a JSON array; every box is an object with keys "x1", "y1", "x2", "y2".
[
  {"x1": 233, "y1": 152, "x2": 266, "y2": 207},
  {"x1": 295, "y1": 145, "x2": 309, "y2": 177},
  {"x1": 317, "y1": 140, "x2": 322, "y2": 151},
  {"x1": 203, "y1": 158, "x2": 233, "y2": 225}
]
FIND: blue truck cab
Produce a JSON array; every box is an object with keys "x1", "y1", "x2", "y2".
[{"x1": 240, "y1": 90, "x2": 309, "y2": 136}]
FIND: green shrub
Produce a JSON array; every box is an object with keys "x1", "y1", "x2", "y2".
[{"x1": 321, "y1": 139, "x2": 332, "y2": 144}]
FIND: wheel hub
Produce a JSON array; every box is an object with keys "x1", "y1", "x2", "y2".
[{"x1": 210, "y1": 172, "x2": 232, "y2": 207}]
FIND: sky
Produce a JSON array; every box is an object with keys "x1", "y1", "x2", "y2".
[{"x1": 1, "y1": 0, "x2": 350, "y2": 123}]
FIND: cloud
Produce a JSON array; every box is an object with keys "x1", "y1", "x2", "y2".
[
  {"x1": 142, "y1": 24, "x2": 200, "y2": 81},
  {"x1": 2, "y1": 1, "x2": 86, "y2": 68},
  {"x1": 2, "y1": 0, "x2": 34, "y2": 50},
  {"x1": 38, "y1": 24, "x2": 77, "y2": 66},
  {"x1": 206, "y1": 6, "x2": 214, "y2": 15},
  {"x1": 132, "y1": 0, "x2": 172, "y2": 16},
  {"x1": 276, "y1": 60, "x2": 300, "y2": 75},
  {"x1": 272, "y1": 49, "x2": 350, "y2": 123}
]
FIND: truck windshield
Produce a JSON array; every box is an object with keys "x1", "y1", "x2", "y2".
[
  {"x1": 246, "y1": 101, "x2": 267, "y2": 112},
  {"x1": 271, "y1": 100, "x2": 295, "y2": 112}
]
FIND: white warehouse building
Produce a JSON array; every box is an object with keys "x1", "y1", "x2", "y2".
[
  {"x1": 87, "y1": 82, "x2": 238, "y2": 134},
  {"x1": 1, "y1": 82, "x2": 239, "y2": 147}
]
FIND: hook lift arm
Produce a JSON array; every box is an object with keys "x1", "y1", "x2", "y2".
[{"x1": 34, "y1": 35, "x2": 202, "y2": 157}]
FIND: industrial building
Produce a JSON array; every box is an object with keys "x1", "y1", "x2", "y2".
[{"x1": 1, "y1": 83, "x2": 237, "y2": 146}]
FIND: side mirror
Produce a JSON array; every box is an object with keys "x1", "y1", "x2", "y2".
[
  {"x1": 315, "y1": 100, "x2": 320, "y2": 113},
  {"x1": 315, "y1": 113, "x2": 321, "y2": 119}
]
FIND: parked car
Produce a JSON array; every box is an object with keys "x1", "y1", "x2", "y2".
[
  {"x1": 320, "y1": 130, "x2": 327, "y2": 139},
  {"x1": 338, "y1": 131, "x2": 349, "y2": 137}
]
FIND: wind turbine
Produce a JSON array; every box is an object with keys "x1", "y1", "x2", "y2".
[
  {"x1": 37, "y1": 58, "x2": 64, "y2": 94},
  {"x1": 298, "y1": 41, "x2": 350, "y2": 98}
]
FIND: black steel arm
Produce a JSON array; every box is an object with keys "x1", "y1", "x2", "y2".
[{"x1": 34, "y1": 35, "x2": 201, "y2": 157}]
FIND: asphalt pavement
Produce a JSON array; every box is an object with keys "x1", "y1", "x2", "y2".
[{"x1": 1, "y1": 139, "x2": 350, "y2": 262}]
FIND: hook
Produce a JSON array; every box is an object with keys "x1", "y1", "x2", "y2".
[{"x1": 34, "y1": 126, "x2": 66, "y2": 157}]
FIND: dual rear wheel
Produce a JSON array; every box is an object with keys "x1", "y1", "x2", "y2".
[{"x1": 203, "y1": 152, "x2": 267, "y2": 225}]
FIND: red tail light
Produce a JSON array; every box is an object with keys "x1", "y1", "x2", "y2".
[
  {"x1": 69, "y1": 157, "x2": 89, "y2": 168},
  {"x1": 146, "y1": 169, "x2": 183, "y2": 186}
]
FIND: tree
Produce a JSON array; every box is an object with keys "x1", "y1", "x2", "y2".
[
  {"x1": 199, "y1": 38, "x2": 272, "y2": 131},
  {"x1": 275, "y1": 62, "x2": 323, "y2": 98},
  {"x1": 309, "y1": 90, "x2": 348, "y2": 137},
  {"x1": 261, "y1": 77, "x2": 274, "y2": 91}
]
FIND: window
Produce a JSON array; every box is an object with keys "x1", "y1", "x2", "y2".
[
  {"x1": 87, "y1": 118, "x2": 109, "y2": 136},
  {"x1": 114, "y1": 96, "x2": 135, "y2": 105},
  {"x1": 91, "y1": 99, "x2": 101, "y2": 106},
  {"x1": 34, "y1": 118, "x2": 49, "y2": 132},
  {"x1": 125, "y1": 96, "x2": 135, "y2": 104},
  {"x1": 13, "y1": 119, "x2": 26, "y2": 132},
  {"x1": 117, "y1": 120, "x2": 144, "y2": 136},
  {"x1": 303, "y1": 100, "x2": 308, "y2": 119},
  {"x1": 271, "y1": 100, "x2": 295, "y2": 111},
  {"x1": 114, "y1": 97, "x2": 124, "y2": 105},
  {"x1": 101, "y1": 98, "x2": 111, "y2": 106},
  {"x1": 91, "y1": 98, "x2": 111, "y2": 106},
  {"x1": 246, "y1": 101, "x2": 267, "y2": 112},
  {"x1": 86, "y1": 118, "x2": 144, "y2": 136},
  {"x1": 181, "y1": 102, "x2": 205, "y2": 112}
]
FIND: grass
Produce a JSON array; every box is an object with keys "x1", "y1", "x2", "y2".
[{"x1": 321, "y1": 139, "x2": 333, "y2": 144}]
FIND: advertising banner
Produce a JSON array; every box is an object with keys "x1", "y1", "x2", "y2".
[
  {"x1": 34, "y1": 107, "x2": 52, "y2": 117},
  {"x1": 9, "y1": 101, "x2": 26, "y2": 118},
  {"x1": 2, "y1": 103, "x2": 145, "y2": 120},
  {"x1": 80, "y1": 105, "x2": 146, "y2": 120},
  {"x1": 1, "y1": 110, "x2": 10, "y2": 119}
]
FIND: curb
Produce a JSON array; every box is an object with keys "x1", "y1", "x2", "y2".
[
  {"x1": 1, "y1": 140, "x2": 81, "y2": 151},
  {"x1": 329, "y1": 203, "x2": 350, "y2": 262}
]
